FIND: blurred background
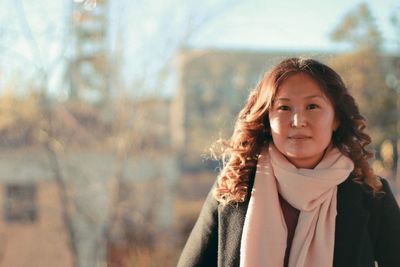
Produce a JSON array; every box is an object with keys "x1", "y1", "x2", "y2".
[{"x1": 0, "y1": 0, "x2": 399, "y2": 266}]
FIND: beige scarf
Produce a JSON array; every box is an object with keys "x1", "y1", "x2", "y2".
[{"x1": 240, "y1": 144, "x2": 354, "y2": 267}]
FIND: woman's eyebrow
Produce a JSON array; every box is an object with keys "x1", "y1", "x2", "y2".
[
  {"x1": 304, "y1": 95, "x2": 325, "y2": 99},
  {"x1": 275, "y1": 95, "x2": 325, "y2": 101}
]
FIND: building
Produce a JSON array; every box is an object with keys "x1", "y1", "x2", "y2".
[
  {"x1": 0, "y1": 97, "x2": 179, "y2": 267},
  {"x1": 0, "y1": 148, "x2": 72, "y2": 267}
]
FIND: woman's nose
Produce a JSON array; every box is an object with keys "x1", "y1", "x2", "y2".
[{"x1": 291, "y1": 111, "x2": 307, "y2": 128}]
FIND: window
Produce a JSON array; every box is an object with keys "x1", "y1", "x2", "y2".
[{"x1": 4, "y1": 184, "x2": 37, "y2": 223}]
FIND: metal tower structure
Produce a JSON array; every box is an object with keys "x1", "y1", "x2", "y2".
[{"x1": 69, "y1": 0, "x2": 109, "y2": 104}]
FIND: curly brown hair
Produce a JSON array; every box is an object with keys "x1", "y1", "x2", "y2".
[{"x1": 214, "y1": 57, "x2": 382, "y2": 205}]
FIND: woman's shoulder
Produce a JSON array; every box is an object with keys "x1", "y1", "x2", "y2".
[
  {"x1": 338, "y1": 176, "x2": 395, "y2": 196},
  {"x1": 337, "y1": 176, "x2": 399, "y2": 212},
  {"x1": 378, "y1": 177, "x2": 396, "y2": 194},
  {"x1": 373, "y1": 177, "x2": 399, "y2": 210}
]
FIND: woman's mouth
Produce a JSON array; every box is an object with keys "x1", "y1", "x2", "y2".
[{"x1": 289, "y1": 134, "x2": 311, "y2": 140}]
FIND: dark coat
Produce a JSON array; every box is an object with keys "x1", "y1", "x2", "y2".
[{"x1": 177, "y1": 175, "x2": 400, "y2": 267}]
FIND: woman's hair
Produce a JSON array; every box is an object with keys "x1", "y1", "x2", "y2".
[{"x1": 214, "y1": 57, "x2": 382, "y2": 205}]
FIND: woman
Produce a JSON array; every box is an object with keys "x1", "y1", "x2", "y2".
[{"x1": 177, "y1": 57, "x2": 400, "y2": 267}]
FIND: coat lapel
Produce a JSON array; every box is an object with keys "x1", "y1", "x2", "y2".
[
  {"x1": 219, "y1": 171, "x2": 255, "y2": 267},
  {"x1": 219, "y1": 201, "x2": 249, "y2": 267},
  {"x1": 333, "y1": 178, "x2": 370, "y2": 267}
]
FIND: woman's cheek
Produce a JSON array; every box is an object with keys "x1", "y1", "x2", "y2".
[
  {"x1": 269, "y1": 118, "x2": 281, "y2": 135},
  {"x1": 269, "y1": 114, "x2": 288, "y2": 133}
]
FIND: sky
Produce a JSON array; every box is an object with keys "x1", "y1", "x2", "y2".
[
  {"x1": 118, "y1": 0, "x2": 400, "y2": 96},
  {"x1": 189, "y1": 0, "x2": 400, "y2": 51},
  {"x1": 0, "y1": 0, "x2": 399, "y2": 97}
]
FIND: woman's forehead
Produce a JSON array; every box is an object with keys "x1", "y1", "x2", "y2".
[{"x1": 274, "y1": 73, "x2": 328, "y2": 100}]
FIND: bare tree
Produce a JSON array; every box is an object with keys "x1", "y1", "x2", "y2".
[
  {"x1": 3, "y1": 1, "x2": 238, "y2": 267},
  {"x1": 10, "y1": 0, "x2": 81, "y2": 266},
  {"x1": 104, "y1": 1, "x2": 240, "y2": 266},
  {"x1": 329, "y1": 2, "x2": 398, "y2": 180}
]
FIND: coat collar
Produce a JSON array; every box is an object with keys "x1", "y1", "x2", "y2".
[{"x1": 333, "y1": 177, "x2": 370, "y2": 267}]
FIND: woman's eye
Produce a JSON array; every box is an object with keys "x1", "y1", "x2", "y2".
[
  {"x1": 307, "y1": 104, "x2": 318, "y2": 109},
  {"x1": 277, "y1": 105, "x2": 289, "y2": 111}
]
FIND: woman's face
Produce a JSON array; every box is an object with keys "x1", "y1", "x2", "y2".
[{"x1": 268, "y1": 73, "x2": 339, "y2": 169}]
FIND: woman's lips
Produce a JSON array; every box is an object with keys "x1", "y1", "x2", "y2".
[{"x1": 289, "y1": 135, "x2": 311, "y2": 139}]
